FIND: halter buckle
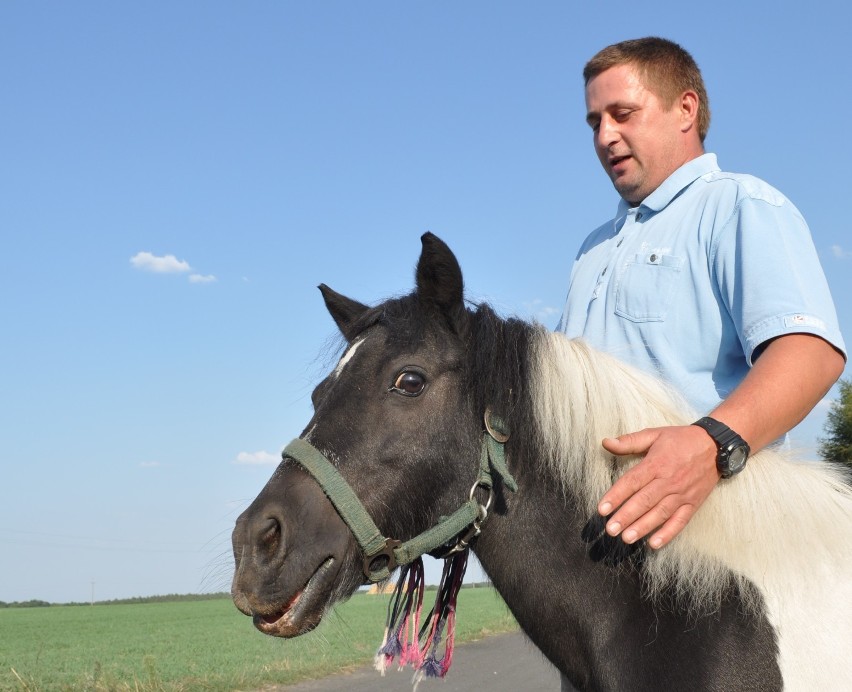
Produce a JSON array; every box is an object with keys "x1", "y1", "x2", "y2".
[
  {"x1": 439, "y1": 502, "x2": 488, "y2": 558},
  {"x1": 436, "y1": 485, "x2": 491, "y2": 559},
  {"x1": 363, "y1": 539, "x2": 401, "y2": 581}
]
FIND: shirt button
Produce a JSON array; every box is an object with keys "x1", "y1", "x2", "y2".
[
  {"x1": 616, "y1": 239, "x2": 623, "y2": 247},
  {"x1": 649, "y1": 253, "x2": 658, "y2": 262}
]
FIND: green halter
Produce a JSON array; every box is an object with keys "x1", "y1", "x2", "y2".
[{"x1": 282, "y1": 409, "x2": 518, "y2": 583}]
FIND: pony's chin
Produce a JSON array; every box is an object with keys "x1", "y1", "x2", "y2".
[{"x1": 249, "y1": 557, "x2": 337, "y2": 638}]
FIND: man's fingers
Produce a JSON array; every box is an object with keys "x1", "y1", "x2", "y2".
[
  {"x1": 596, "y1": 425, "x2": 721, "y2": 549},
  {"x1": 602, "y1": 479, "x2": 667, "y2": 538},
  {"x1": 598, "y1": 428, "x2": 662, "y2": 515},
  {"x1": 647, "y1": 505, "x2": 694, "y2": 549},
  {"x1": 616, "y1": 492, "x2": 679, "y2": 544},
  {"x1": 602, "y1": 428, "x2": 659, "y2": 456},
  {"x1": 597, "y1": 457, "x2": 656, "y2": 517}
]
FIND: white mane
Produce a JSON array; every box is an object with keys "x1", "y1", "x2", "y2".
[{"x1": 531, "y1": 330, "x2": 852, "y2": 689}]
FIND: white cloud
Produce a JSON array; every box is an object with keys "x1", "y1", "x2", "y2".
[
  {"x1": 234, "y1": 450, "x2": 279, "y2": 465},
  {"x1": 523, "y1": 299, "x2": 560, "y2": 324},
  {"x1": 130, "y1": 251, "x2": 192, "y2": 273},
  {"x1": 537, "y1": 305, "x2": 560, "y2": 320},
  {"x1": 189, "y1": 273, "x2": 217, "y2": 284},
  {"x1": 831, "y1": 245, "x2": 852, "y2": 259},
  {"x1": 814, "y1": 396, "x2": 835, "y2": 412}
]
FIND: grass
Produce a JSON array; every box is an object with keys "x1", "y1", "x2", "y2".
[{"x1": 0, "y1": 587, "x2": 517, "y2": 691}]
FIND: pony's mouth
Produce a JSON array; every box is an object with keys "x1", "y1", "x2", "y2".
[{"x1": 251, "y1": 557, "x2": 336, "y2": 637}]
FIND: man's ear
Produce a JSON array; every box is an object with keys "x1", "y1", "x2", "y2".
[
  {"x1": 679, "y1": 89, "x2": 700, "y2": 133},
  {"x1": 318, "y1": 284, "x2": 370, "y2": 341}
]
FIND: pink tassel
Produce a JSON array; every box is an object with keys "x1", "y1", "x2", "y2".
[
  {"x1": 416, "y1": 550, "x2": 467, "y2": 679},
  {"x1": 376, "y1": 551, "x2": 469, "y2": 680},
  {"x1": 375, "y1": 559, "x2": 425, "y2": 672}
]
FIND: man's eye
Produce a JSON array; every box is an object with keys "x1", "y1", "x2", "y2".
[{"x1": 390, "y1": 371, "x2": 426, "y2": 396}]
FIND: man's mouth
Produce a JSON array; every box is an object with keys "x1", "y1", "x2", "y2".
[{"x1": 609, "y1": 154, "x2": 631, "y2": 172}]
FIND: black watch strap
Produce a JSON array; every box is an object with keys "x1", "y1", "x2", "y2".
[
  {"x1": 692, "y1": 416, "x2": 739, "y2": 447},
  {"x1": 692, "y1": 416, "x2": 751, "y2": 478}
]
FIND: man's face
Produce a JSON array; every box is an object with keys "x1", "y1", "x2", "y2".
[{"x1": 585, "y1": 64, "x2": 693, "y2": 206}]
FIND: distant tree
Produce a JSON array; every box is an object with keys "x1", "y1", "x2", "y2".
[{"x1": 818, "y1": 379, "x2": 852, "y2": 470}]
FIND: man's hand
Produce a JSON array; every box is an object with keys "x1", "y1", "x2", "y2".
[
  {"x1": 593, "y1": 335, "x2": 844, "y2": 552},
  {"x1": 597, "y1": 425, "x2": 720, "y2": 549}
]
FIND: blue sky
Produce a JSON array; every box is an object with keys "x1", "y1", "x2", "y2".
[{"x1": 2, "y1": 2, "x2": 850, "y2": 603}]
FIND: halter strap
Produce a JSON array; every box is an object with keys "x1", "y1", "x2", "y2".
[{"x1": 282, "y1": 410, "x2": 517, "y2": 583}]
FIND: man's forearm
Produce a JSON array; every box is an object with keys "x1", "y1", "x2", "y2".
[{"x1": 708, "y1": 333, "x2": 845, "y2": 452}]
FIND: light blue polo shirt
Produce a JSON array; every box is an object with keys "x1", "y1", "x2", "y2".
[{"x1": 557, "y1": 153, "x2": 846, "y2": 415}]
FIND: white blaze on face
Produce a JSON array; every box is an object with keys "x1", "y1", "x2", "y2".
[{"x1": 332, "y1": 337, "x2": 365, "y2": 379}]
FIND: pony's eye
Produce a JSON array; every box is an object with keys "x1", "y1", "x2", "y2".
[{"x1": 391, "y1": 371, "x2": 426, "y2": 397}]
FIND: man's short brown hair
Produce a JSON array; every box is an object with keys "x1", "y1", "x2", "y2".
[{"x1": 584, "y1": 37, "x2": 711, "y2": 142}]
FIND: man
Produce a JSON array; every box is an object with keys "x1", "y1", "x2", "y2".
[{"x1": 558, "y1": 37, "x2": 846, "y2": 557}]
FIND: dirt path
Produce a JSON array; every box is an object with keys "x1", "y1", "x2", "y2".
[{"x1": 270, "y1": 631, "x2": 561, "y2": 691}]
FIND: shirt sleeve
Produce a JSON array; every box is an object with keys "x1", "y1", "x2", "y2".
[{"x1": 711, "y1": 194, "x2": 846, "y2": 366}]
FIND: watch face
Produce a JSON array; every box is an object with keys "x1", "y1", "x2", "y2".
[{"x1": 728, "y1": 446, "x2": 748, "y2": 473}]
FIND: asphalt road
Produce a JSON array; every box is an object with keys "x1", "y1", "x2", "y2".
[{"x1": 276, "y1": 631, "x2": 562, "y2": 691}]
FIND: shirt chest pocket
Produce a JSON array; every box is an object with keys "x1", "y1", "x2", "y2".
[{"x1": 614, "y1": 252, "x2": 684, "y2": 322}]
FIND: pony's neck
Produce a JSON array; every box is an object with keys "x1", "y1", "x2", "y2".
[
  {"x1": 471, "y1": 460, "x2": 601, "y2": 680},
  {"x1": 469, "y1": 326, "x2": 849, "y2": 691}
]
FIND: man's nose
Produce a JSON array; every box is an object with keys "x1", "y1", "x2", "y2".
[{"x1": 596, "y1": 115, "x2": 619, "y2": 149}]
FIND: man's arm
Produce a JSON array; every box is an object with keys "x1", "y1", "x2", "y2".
[{"x1": 597, "y1": 333, "x2": 845, "y2": 549}]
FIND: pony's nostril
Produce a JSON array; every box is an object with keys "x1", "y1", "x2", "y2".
[{"x1": 259, "y1": 517, "x2": 280, "y2": 546}]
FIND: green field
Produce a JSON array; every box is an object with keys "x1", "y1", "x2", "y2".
[{"x1": 0, "y1": 588, "x2": 517, "y2": 691}]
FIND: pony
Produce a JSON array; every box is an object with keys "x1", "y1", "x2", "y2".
[{"x1": 231, "y1": 233, "x2": 852, "y2": 691}]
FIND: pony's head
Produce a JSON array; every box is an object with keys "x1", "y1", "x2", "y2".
[{"x1": 231, "y1": 233, "x2": 499, "y2": 637}]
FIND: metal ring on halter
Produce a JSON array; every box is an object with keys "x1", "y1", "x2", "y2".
[
  {"x1": 469, "y1": 480, "x2": 494, "y2": 514},
  {"x1": 437, "y1": 486, "x2": 492, "y2": 559},
  {"x1": 484, "y1": 407, "x2": 510, "y2": 443}
]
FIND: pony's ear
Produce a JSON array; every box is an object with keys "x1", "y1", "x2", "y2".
[
  {"x1": 318, "y1": 284, "x2": 369, "y2": 341},
  {"x1": 415, "y1": 232, "x2": 467, "y2": 334}
]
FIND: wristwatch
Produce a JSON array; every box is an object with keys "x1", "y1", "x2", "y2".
[{"x1": 691, "y1": 416, "x2": 751, "y2": 478}]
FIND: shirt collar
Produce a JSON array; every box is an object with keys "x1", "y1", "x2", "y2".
[{"x1": 615, "y1": 153, "x2": 720, "y2": 218}]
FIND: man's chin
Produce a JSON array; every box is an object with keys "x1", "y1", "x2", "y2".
[{"x1": 613, "y1": 180, "x2": 642, "y2": 206}]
